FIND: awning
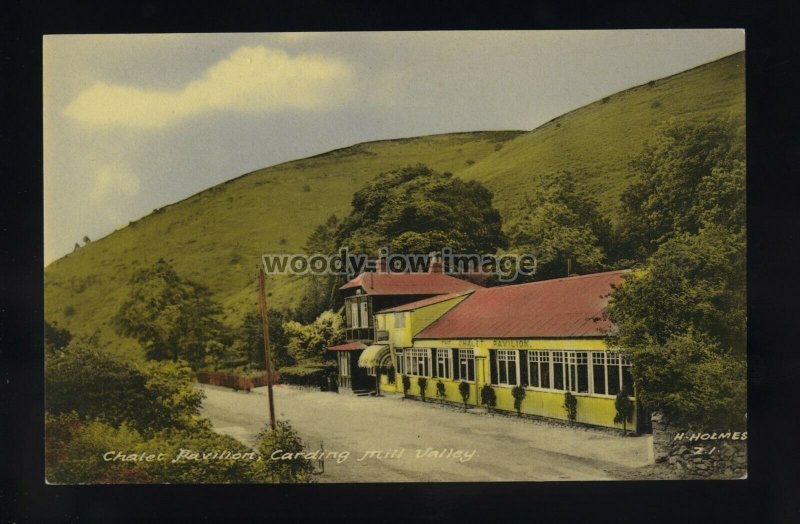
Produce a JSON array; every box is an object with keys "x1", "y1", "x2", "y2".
[
  {"x1": 327, "y1": 342, "x2": 366, "y2": 351},
  {"x1": 357, "y1": 344, "x2": 392, "y2": 368}
]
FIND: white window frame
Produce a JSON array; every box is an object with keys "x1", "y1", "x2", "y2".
[
  {"x1": 495, "y1": 349, "x2": 519, "y2": 386},
  {"x1": 458, "y1": 348, "x2": 476, "y2": 382},
  {"x1": 526, "y1": 350, "x2": 552, "y2": 390},
  {"x1": 405, "y1": 347, "x2": 430, "y2": 377},
  {"x1": 436, "y1": 348, "x2": 452, "y2": 379}
]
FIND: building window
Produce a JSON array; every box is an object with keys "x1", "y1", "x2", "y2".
[
  {"x1": 527, "y1": 351, "x2": 551, "y2": 389},
  {"x1": 495, "y1": 349, "x2": 518, "y2": 386},
  {"x1": 404, "y1": 348, "x2": 430, "y2": 376},
  {"x1": 436, "y1": 349, "x2": 451, "y2": 379},
  {"x1": 592, "y1": 352, "x2": 606, "y2": 395},
  {"x1": 338, "y1": 352, "x2": 350, "y2": 377},
  {"x1": 394, "y1": 312, "x2": 405, "y2": 329},
  {"x1": 395, "y1": 348, "x2": 404, "y2": 374},
  {"x1": 552, "y1": 351, "x2": 566, "y2": 390},
  {"x1": 590, "y1": 351, "x2": 633, "y2": 397},
  {"x1": 568, "y1": 352, "x2": 589, "y2": 393},
  {"x1": 458, "y1": 349, "x2": 475, "y2": 382}
]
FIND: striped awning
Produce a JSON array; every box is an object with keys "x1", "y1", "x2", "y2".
[{"x1": 357, "y1": 344, "x2": 392, "y2": 368}]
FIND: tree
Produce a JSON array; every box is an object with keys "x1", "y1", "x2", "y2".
[
  {"x1": 45, "y1": 337, "x2": 205, "y2": 436},
  {"x1": 296, "y1": 215, "x2": 345, "y2": 323},
  {"x1": 83, "y1": 235, "x2": 91, "y2": 244},
  {"x1": 335, "y1": 164, "x2": 506, "y2": 256},
  {"x1": 507, "y1": 172, "x2": 611, "y2": 280},
  {"x1": 283, "y1": 310, "x2": 344, "y2": 364},
  {"x1": 44, "y1": 320, "x2": 72, "y2": 353},
  {"x1": 616, "y1": 116, "x2": 744, "y2": 262},
  {"x1": 614, "y1": 391, "x2": 634, "y2": 435},
  {"x1": 233, "y1": 310, "x2": 292, "y2": 370},
  {"x1": 113, "y1": 258, "x2": 229, "y2": 369}
]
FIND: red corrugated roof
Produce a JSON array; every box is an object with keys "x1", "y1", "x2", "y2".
[
  {"x1": 340, "y1": 271, "x2": 481, "y2": 296},
  {"x1": 327, "y1": 342, "x2": 366, "y2": 351},
  {"x1": 378, "y1": 291, "x2": 475, "y2": 313},
  {"x1": 415, "y1": 270, "x2": 629, "y2": 339}
]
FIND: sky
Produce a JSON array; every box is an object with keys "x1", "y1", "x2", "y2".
[{"x1": 43, "y1": 30, "x2": 744, "y2": 265}]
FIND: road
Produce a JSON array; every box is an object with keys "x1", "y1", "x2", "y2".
[{"x1": 198, "y1": 383, "x2": 653, "y2": 482}]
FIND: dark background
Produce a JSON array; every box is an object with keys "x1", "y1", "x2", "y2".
[{"x1": 3, "y1": 1, "x2": 798, "y2": 522}]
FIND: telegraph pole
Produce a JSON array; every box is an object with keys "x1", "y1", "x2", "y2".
[{"x1": 258, "y1": 267, "x2": 276, "y2": 430}]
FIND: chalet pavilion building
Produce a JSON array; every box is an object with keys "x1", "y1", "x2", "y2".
[{"x1": 328, "y1": 263, "x2": 641, "y2": 432}]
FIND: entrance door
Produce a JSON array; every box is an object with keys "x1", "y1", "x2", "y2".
[{"x1": 338, "y1": 352, "x2": 351, "y2": 390}]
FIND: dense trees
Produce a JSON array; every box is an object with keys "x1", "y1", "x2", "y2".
[
  {"x1": 607, "y1": 115, "x2": 746, "y2": 428},
  {"x1": 113, "y1": 258, "x2": 228, "y2": 369},
  {"x1": 508, "y1": 171, "x2": 611, "y2": 280}
]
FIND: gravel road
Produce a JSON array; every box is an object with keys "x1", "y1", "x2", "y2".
[{"x1": 198, "y1": 383, "x2": 653, "y2": 482}]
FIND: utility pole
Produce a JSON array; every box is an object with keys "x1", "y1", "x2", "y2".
[{"x1": 258, "y1": 268, "x2": 276, "y2": 430}]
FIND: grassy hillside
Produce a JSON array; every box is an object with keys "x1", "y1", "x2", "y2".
[
  {"x1": 44, "y1": 131, "x2": 522, "y2": 355},
  {"x1": 461, "y1": 52, "x2": 745, "y2": 227},
  {"x1": 44, "y1": 52, "x2": 744, "y2": 354}
]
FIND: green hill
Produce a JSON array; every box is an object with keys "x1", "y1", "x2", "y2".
[{"x1": 44, "y1": 52, "x2": 744, "y2": 355}]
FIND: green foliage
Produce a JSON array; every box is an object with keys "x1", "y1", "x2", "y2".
[
  {"x1": 278, "y1": 361, "x2": 336, "y2": 387},
  {"x1": 458, "y1": 381, "x2": 471, "y2": 408},
  {"x1": 616, "y1": 115, "x2": 744, "y2": 261},
  {"x1": 511, "y1": 385, "x2": 526, "y2": 416},
  {"x1": 507, "y1": 171, "x2": 610, "y2": 279},
  {"x1": 283, "y1": 309, "x2": 344, "y2": 364},
  {"x1": 608, "y1": 226, "x2": 746, "y2": 356},
  {"x1": 231, "y1": 309, "x2": 292, "y2": 371},
  {"x1": 614, "y1": 391, "x2": 635, "y2": 434},
  {"x1": 335, "y1": 164, "x2": 507, "y2": 255},
  {"x1": 253, "y1": 421, "x2": 316, "y2": 483},
  {"x1": 296, "y1": 215, "x2": 345, "y2": 322},
  {"x1": 45, "y1": 338, "x2": 204, "y2": 437},
  {"x1": 628, "y1": 333, "x2": 746, "y2": 428},
  {"x1": 113, "y1": 258, "x2": 229, "y2": 369},
  {"x1": 44, "y1": 320, "x2": 72, "y2": 352},
  {"x1": 563, "y1": 392, "x2": 578, "y2": 422},
  {"x1": 435, "y1": 380, "x2": 446, "y2": 401},
  {"x1": 480, "y1": 384, "x2": 496, "y2": 410},
  {"x1": 402, "y1": 375, "x2": 411, "y2": 397},
  {"x1": 417, "y1": 377, "x2": 428, "y2": 402}
]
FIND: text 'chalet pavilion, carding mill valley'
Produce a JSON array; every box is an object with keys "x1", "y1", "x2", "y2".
[{"x1": 327, "y1": 257, "x2": 643, "y2": 432}]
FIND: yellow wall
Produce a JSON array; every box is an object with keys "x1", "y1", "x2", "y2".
[
  {"x1": 377, "y1": 294, "x2": 469, "y2": 348},
  {"x1": 378, "y1": 337, "x2": 636, "y2": 431}
]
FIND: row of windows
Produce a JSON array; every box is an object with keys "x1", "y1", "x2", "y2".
[
  {"x1": 344, "y1": 296, "x2": 371, "y2": 329},
  {"x1": 394, "y1": 348, "x2": 633, "y2": 396}
]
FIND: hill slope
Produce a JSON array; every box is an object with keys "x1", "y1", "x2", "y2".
[
  {"x1": 461, "y1": 52, "x2": 745, "y2": 227},
  {"x1": 44, "y1": 52, "x2": 745, "y2": 353}
]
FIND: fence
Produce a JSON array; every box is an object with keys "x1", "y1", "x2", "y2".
[{"x1": 194, "y1": 371, "x2": 281, "y2": 391}]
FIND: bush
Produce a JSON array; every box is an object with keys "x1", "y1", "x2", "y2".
[
  {"x1": 435, "y1": 380, "x2": 446, "y2": 402},
  {"x1": 511, "y1": 385, "x2": 526, "y2": 417},
  {"x1": 563, "y1": 392, "x2": 578, "y2": 422},
  {"x1": 278, "y1": 362, "x2": 335, "y2": 387},
  {"x1": 614, "y1": 391, "x2": 635, "y2": 435},
  {"x1": 480, "y1": 385, "x2": 496, "y2": 411},
  {"x1": 402, "y1": 375, "x2": 411, "y2": 398},
  {"x1": 417, "y1": 377, "x2": 428, "y2": 402},
  {"x1": 458, "y1": 381, "x2": 471, "y2": 409},
  {"x1": 253, "y1": 421, "x2": 316, "y2": 483}
]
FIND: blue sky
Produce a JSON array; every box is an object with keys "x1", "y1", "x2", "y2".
[{"x1": 43, "y1": 30, "x2": 744, "y2": 264}]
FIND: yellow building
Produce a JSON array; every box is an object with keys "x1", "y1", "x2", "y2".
[{"x1": 356, "y1": 270, "x2": 640, "y2": 431}]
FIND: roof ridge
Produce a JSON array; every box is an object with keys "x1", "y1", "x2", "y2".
[{"x1": 475, "y1": 269, "x2": 630, "y2": 292}]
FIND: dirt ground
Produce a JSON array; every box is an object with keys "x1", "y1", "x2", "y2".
[{"x1": 198, "y1": 383, "x2": 656, "y2": 482}]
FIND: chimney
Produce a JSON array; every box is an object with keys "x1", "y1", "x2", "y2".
[
  {"x1": 428, "y1": 251, "x2": 443, "y2": 273},
  {"x1": 378, "y1": 256, "x2": 387, "y2": 273}
]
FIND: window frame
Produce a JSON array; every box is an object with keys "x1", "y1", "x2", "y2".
[{"x1": 458, "y1": 348, "x2": 476, "y2": 382}]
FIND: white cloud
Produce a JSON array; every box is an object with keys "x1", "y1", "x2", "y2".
[
  {"x1": 63, "y1": 45, "x2": 354, "y2": 128},
  {"x1": 90, "y1": 165, "x2": 141, "y2": 200}
]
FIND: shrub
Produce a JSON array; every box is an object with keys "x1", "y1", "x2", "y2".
[
  {"x1": 277, "y1": 362, "x2": 334, "y2": 387},
  {"x1": 402, "y1": 375, "x2": 411, "y2": 398},
  {"x1": 563, "y1": 392, "x2": 578, "y2": 422},
  {"x1": 614, "y1": 391, "x2": 635, "y2": 435},
  {"x1": 511, "y1": 385, "x2": 526, "y2": 417},
  {"x1": 417, "y1": 377, "x2": 428, "y2": 402},
  {"x1": 253, "y1": 421, "x2": 316, "y2": 483},
  {"x1": 480, "y1": 384, "x2": 496, "y2": 411},
  {"x1": 458, "y1": 381, "x2": 471, "y2": 409},
  {"x1": 435, "y1": 380, "x2": 446, "y2": 402}
]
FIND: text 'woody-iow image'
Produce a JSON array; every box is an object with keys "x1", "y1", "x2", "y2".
[{"x1": 44, "y1": 30, "x2": 746, "y2": 483}]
